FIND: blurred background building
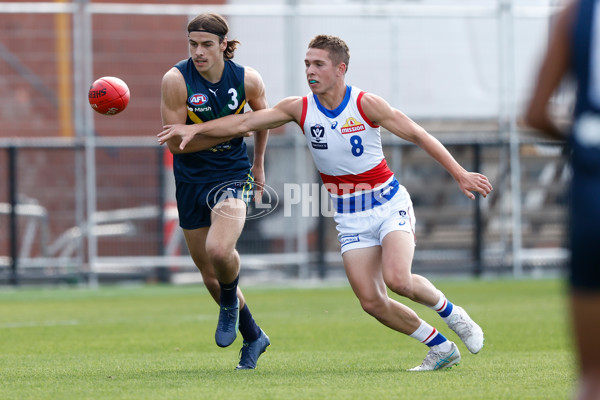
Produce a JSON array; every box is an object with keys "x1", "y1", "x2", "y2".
[{"x1": 0, "y1": 0, "x2": 570, "y2": 285}]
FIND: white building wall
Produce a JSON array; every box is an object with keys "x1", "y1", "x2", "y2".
[{"x1": 228, "y1": 0, "x2": 561, "y2": 119}]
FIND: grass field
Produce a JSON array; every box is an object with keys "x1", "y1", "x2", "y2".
[{"x1": 0, "y1": 278, "x2": 574, "y2": 400}]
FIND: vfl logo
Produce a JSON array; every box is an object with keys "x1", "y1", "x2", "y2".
[
  {"x1": 189, "y1": 93, "x2": 209, "y2": 106},
  {"x1": 310, "y1": 124, "x2": 328, "y2": 149},
  {"x1": 398, "y1": 210, "x2": 407, "y2": 226},
  {"x1": 311, "y1": 124, "x2": 325, "y2": 141},
  {"x1": 341, "y1": 117, "x2": 366, "y2": 134}
]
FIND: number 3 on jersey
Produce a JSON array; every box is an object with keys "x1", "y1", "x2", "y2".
[
  {"x1": 227, "y1": 88, "x2": 239, "y2": 110},
  {"x1": 350, "y1": 135, "x2": 364, "y2": 157}
]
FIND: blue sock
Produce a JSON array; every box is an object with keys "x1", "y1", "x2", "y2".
[
  {"x1": 430, "y1": 292, "x2": 454, "y2": 322},
  {"x1": 239, "y1": 304, "x2": 261, "y2": 342},
  {"x1": 426, "y1": 330, "x2": 448, "y2": 347},
  {"x1": 437, "y1": 301, "x2": 454, "y2": 319},
  {"x1": 219, "y1": 275, "x2": 239, "y2": 306}
]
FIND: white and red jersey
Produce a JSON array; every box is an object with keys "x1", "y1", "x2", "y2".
[{"x1": 300, "y1": 85, "x2": 398, "y2": 213}]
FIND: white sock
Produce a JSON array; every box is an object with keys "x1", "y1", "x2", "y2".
[
  {"x1": 409, "y1": 319, "x2": 451, "y2": 351},
  {"x1": 429, "y1": 290, "x2": 446, "y2": 311},
  {"x1": 428, "y1": 290, "x2": 455, "y2": 324}
]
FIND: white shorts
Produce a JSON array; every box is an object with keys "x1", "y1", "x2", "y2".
[{"x1": 335, "y1": 184, "x2": 416, "y2": 254}]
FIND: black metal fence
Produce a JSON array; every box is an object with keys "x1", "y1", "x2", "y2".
[{"x1": 0, "y1": 135, "x2": 569, "y2": 286}]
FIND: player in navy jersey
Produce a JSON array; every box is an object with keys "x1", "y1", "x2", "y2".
[
  {"x1": 159, "y1": 34, "x2": 493, "y2": 371},
  {"x1": 526, "y1": 1, "x2": 600, "y2": 398},
  {"x1": 160, "y1": 13, "x2": 270, "y2": 370}
]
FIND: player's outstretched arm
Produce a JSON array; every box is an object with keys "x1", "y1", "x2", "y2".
[
  {"x1": 158, "y1": 97, "x2": 303, "y2": 150},
  {"x1": 360, "y1": 92, "x2": 493, "y2": 199}
]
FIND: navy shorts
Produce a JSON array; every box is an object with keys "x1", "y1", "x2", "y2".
[{"x1": 175, "y1": 172, "x2": 254, "y2": 230}]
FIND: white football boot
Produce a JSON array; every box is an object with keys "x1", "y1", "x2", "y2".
[
  {"x1": 408, "y1": 341, "x2": 461, "y2": 371},
  {"x1": 447, "y1": 306, "x2": 484, "y2": 354}
]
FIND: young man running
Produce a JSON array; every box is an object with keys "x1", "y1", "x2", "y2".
[{"x1": 160, "y1": 13, "x2": 270, "y2": 370}]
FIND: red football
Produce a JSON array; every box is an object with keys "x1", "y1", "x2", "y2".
[{"x1": 88, "y1": 76, "x2": 130, "y2": 116}]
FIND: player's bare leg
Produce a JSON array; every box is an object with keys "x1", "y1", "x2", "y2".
[
  {"x1": 206, "y1": 198, "x2": 246, "y2": 348},
  {"x1": 380, "y1": 231, "x2": 483, "y2": 354},
  {"x1": 183, "y1": 227, "x2": 247, "y2": 309},
  {"x1": 182, "y1": 208, "x2": 269, "y2": 366},
  {"x1": 343, "y1": 246, "x2": 421, "y2": 335},
  {"x1": 380, "y1": 231, "x2": 439, "y2": 305},
  {"x1": 343, "y1": 246, "x2": 459, "y2": 370},
  {"x1": 206, "y1": 198, "x2": 246, "y2": 282},
  {"x1": 207, "y1": 198, "x2": 270, "y2": 365},
  {"x1": 342, "y1": 246, "x2": 420, "y2": 335}
]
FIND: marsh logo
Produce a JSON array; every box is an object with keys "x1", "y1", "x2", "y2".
[
  {"x1": 189, "y1": 93, "x2": 208, "y2": 106},
  {"x1": 310, "y1": 124, "x2": 328, "y2": 149},
  {"x1": 206, "y1": 180, "x2": 279, "y2": 220}
]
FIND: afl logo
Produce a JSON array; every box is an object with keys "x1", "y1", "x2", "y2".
[{"x1": 189, "y1": 93, "x2": 208, "y2": 106}]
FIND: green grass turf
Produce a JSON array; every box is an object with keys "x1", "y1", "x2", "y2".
[{"x1": 0, "y1": 278, "x2": 574, "y2": 400}]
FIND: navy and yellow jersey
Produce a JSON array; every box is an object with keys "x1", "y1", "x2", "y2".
[{"x1": 173, "y1": 58, "x2": 251, "y2": 183}]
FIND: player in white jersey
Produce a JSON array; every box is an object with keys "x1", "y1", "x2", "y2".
[
  {"x1": 302, "y1": 85, "x2": 418, "y2": 253},
  {"x1": 158, "y1": 34, "x2": 493, "y2": 371}
]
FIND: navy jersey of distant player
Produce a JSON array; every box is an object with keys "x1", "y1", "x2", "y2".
[
  {"x1": 173, "y1": 58, "x2": 251, "y2": 183},
  {"x1": 569, "y1": 0, "x2": 600, "y2": 288}
]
